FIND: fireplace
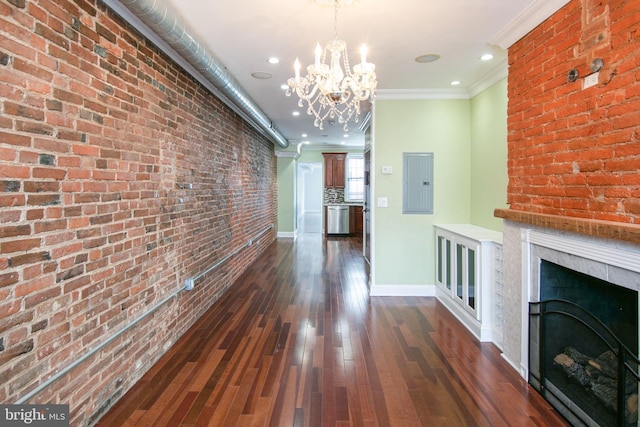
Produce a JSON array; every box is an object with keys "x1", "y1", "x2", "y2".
[{"x1": 523, "y1": 229, "x2": 640, "y2": 426}]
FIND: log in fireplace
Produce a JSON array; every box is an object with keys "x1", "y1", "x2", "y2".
[{"x1": 529, "y1": 261, "x2": 639, "y2": 426}]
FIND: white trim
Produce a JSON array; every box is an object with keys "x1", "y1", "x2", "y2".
[
  {"x1": 526, "y1": 230, "x2": 640, "y2": 274},
  {"x1": 358, "y1": 111, "x2": 372, "y2": 132},
  {"x1": 520, "y1": 228, "x2": 532, "y2": 380},
  {"x1": 277, "y1": 231, "x2": 297, "y2": 239},
  {"x1": 376, "y1": 88, "x2": 470, "y2": 100},
  {"x1": 274, "y1": 150, "x2": 300, "y2": 159},
  {"x1": 367, "y1": 103, "x2": 376, "y2": 290},
  {"x1": 370, "y1": 284, "x2": 436, "y2": 297},
  {"x1": 490, "y1": 0, "x2": 571, "y2": 49},
  {"x1": 376, "y1": 63, "x2": 508, "y2": 101},
  {"x1": 297, "y1": 145, "x2": 363, "y2": 152},
  {"x1": 500, "y1": 352, "x2": 527, "y2": 378},
  {"x1": 467, "y1": 60, "x2": 508, "y2": 98}
]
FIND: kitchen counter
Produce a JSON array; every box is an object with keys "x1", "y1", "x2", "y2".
[{"x1": 324, "y1": 202, "x2": 363, "y2": 206}]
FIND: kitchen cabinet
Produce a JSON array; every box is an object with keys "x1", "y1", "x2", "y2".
[
  {"x1": 435, "y1": 224, "x2": 503, "y2": 344},
  {"x1": 322, "y1": 153, "x2": 346, "y2": 188},
  {"x1": 349, "y1": 205, "x2": 363, "y2": 235}
]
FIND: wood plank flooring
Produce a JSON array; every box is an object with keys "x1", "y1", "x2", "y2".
[{"x1": 96, "y1": 232, "x2": 569, "y2": 427}]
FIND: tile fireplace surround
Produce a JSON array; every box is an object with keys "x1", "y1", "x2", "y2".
[{"x1": 494, "y1": 209, "x2": 640, "y2": 377}]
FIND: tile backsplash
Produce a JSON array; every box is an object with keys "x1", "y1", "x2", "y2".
[{"x1": 324, "y1": 188, "x2": 344, "y2": 204}]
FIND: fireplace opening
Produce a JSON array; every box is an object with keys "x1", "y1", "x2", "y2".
[
  {"x1": 540, "y1": 261, "x2": 638, "y2": 351},
  {"x1": 529, "y1": 261, "x2": 640, "y2": 426}
]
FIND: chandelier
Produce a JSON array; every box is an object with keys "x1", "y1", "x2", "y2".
[{"x1": 285, "y1": 0, "x2": 377, "y2": 131}]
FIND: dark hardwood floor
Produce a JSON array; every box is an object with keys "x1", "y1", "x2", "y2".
[{"x1": 96, "y1": 229, "x2": 569, "y2": 427}]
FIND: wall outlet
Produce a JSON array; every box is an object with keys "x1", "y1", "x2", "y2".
[
  {"x1": 377, "y1": 197, "x2": 388, "y2": 208},
  {"x1": 583, "y1": 72, "x2": 599, "y2": 89}
]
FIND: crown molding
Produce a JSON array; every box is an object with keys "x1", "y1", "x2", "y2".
[
  {"x1": 490, "y1": 0, "x2": 571, "y2": 50},
  {"x1": 358, "y1": 111, "x2": 372, "y2": 132},
  {"x1": 467, "y1": 59, "x2": 508, "y2": 98},
  {"x1": 299, "y1": 145, "x2": 364, "y2": 152},
  {"x1": 274, "y1": 150, "x2": 300, "y2": 159},
  {"x1": 376, "y1": 62, "x2": 509, "y2": 102},
  {"x1": 376, "y1": 88, "x2": 470, "y2": 100}
]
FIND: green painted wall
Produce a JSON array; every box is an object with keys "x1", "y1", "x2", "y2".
[
  {"x1": 470, "y1": 78, "x2": 508, "y2": 231},
  {"x1": 297, "y1": 150, "x2": 324, "y2": 163},
  {"x1": 373, "y1": 99, "x2": 471, "y2": 287},
  {"x1": 277, "y1": 156, "x2": 296, "y2": 234}
]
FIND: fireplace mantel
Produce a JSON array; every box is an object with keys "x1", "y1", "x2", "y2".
[{"x1": 494, "y1": 208, "x2": 640, "y2": 245}]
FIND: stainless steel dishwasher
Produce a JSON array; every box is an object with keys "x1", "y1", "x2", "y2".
[{"x1": 326, "y1": 205, "x2": 349, "y2": 234}]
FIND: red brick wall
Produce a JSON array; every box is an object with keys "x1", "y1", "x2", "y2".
[
  {"x1": 507, "y1": 0, "x2": 640, "y2": 223},
  {"x1": 0, "y1": 0, "x2": 276, "y2": 423}
]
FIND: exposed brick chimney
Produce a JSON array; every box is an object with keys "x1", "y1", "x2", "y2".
[{"x1": 496, "y1": 0, "x2": 640, "y2": 243}]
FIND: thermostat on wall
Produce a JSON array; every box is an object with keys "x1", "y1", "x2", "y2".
[{"x1": 381, "y1": 166, "x2": 393, "y2": 174}]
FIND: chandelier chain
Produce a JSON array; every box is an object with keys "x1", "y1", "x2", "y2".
[{"x1": 333, "y1": 0, "x2": 339, "y2": 40}]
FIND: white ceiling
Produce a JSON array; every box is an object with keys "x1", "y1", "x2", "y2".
[{"x1": 163, "y1": 0, "x2": 548, "y2": 149}]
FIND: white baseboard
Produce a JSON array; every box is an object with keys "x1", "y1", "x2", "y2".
[
  {"x1": 499, "y1": 352, "x2": 527, "y2": 379},
  {"x1": 277, "y1": 231, "x2": 297, "y2": 239},
  {"x1": 369, "y1": 284, "x2": 436, "y2": 297}
]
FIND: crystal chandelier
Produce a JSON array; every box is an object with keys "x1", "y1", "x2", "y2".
[{"x1": 286, "y1": 0, "x2": 376, "y2": 131}]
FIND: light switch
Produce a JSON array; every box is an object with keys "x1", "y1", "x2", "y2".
[
  {"x1": 583, "y1": 72, "x2": 599, "y2": 89},
  {"x1": 381, "y1": 166, "x2": 393, "y2": 174},
  {"x1": 377, "y1": 197, "x2": 388, "y2": 208}
]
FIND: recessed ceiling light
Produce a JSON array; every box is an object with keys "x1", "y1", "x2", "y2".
[
  {"x1": 280, "y1": 84, "x2": 288, "y2": 90},
  {"x1": 251, "y1": 72, "x2": 272, "y2": 79},
  {"x1": 450, "y1": 80, "x2": 461, "y2": 86},
  {"x1": 415, "y1": 54, "x2": 441, "y2": 63},
  {"x1": 301, "y1": 133, "x2": 307, "y2": 138},
  {"x1": 292, "y1": 111, "x2": 300, "y2": 116},
  {"x1": 340, "y1": 141, "x2": 346, "y2": 145},
  {"x1": 343, "y1": 134, "x2": 349, "y2": 138},
  {"x1": 267, "y1": 57, "x2": 280, "y2": 64},
  {"x1": 303, "y1": 141, "x2": 310, "y2": 145},
  {"x1": 480, "y1": 54, "x2": 494, "y2": 61}
]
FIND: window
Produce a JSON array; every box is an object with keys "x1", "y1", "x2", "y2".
[{"x1": 345, "y1": 154, "x2": 364, "y2": 202}]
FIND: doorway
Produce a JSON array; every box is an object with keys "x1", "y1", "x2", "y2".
[{"x1": 296, "y1": 162, "x2": 323, "y2": 233}]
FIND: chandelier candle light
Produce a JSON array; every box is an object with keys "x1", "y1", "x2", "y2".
[{"x1": 286, "y1": 0, "x2": 377, "y2": 131}]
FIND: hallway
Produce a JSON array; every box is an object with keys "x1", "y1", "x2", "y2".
[
  {"x1": 97, "y1": 231, "x2": 567, "y2": 426},
  {"x1": 298, "y1": 212, "x2": 322, "y2": 234}
]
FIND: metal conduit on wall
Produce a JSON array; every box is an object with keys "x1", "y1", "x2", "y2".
[
  {"x1": 103, "y1": 0, "x2": 289, "y2": 149},
  {"x1": 16, "y1": 225, "x2": 274, "y2": 403}
]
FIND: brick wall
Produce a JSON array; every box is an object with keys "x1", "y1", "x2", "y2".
[
  {"x1": 0, "y1": 0, "x2": 277, "y2": 424},
  {"x1": 507, "y1": 0, "x2": 640, "y2": 223}
]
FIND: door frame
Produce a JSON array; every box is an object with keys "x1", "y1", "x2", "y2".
[{"x1": 363, "y1": 148, "x2": 371, "y2": 264}]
